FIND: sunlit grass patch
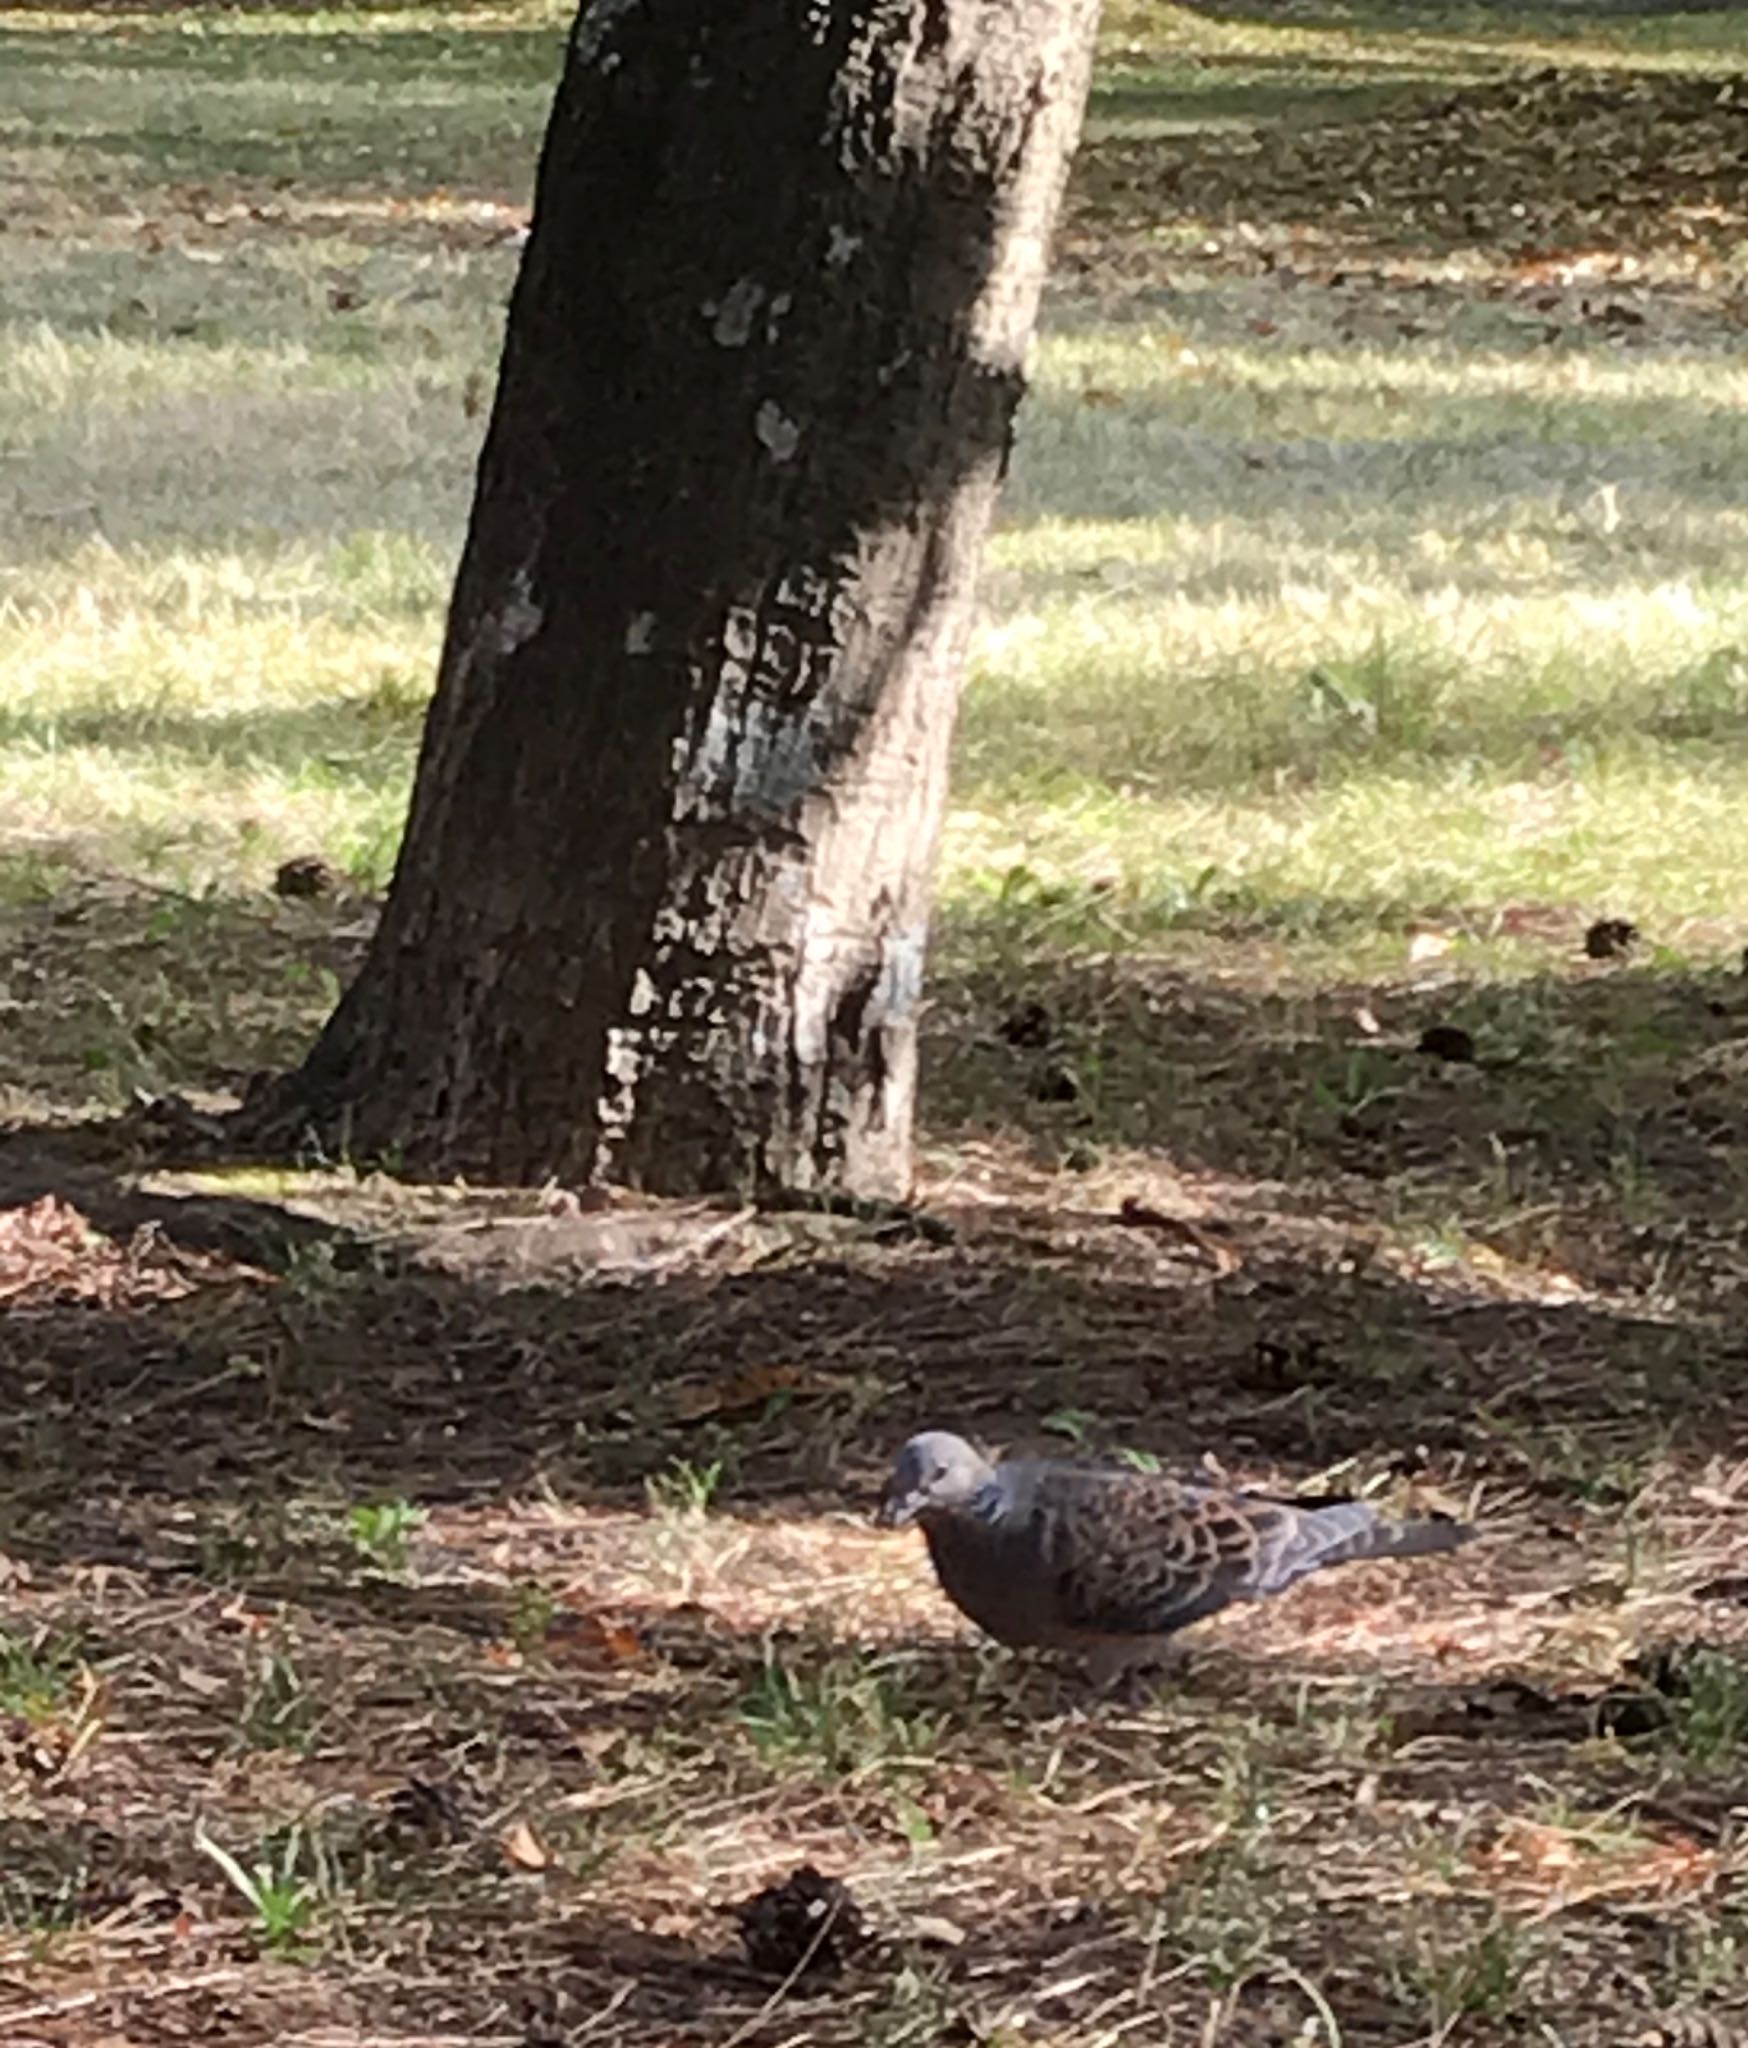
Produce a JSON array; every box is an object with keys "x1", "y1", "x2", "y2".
[
  {"x1": 939, "y1": 745, "x2": 1748, "y2": 962},
  {"x1": 739, "y1": 1646, "x2": 948, "y2": 1782},
  {"x1": 0, "y1": 602, "x2": 425, "y2": 892},
  {"x1": 0, "y1": 295, "x2": 482, "y2": 886},
  {"x1": 946, "y1": 320, "x2": 1748, "y2": 963},
  {"x1": 0, "y1": 237, "x2": 500, "y2": 899}
]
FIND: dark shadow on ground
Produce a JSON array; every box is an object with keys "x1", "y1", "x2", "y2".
[
  {"x1": 930, "y1": 939, "x2": 1748, "y2": 1293},
  {"x1": 0, "y1": 1066, "x2": 1738, "y2": 2048},
  {"x1": 1085, "y1": 57, "x2": 1446, "y2": 141},
  {"x1": 1069, "y1": 59, "x2": 1748, "y2": 269},
  {"x1": 9, "y1": 15, "x2": 1748, "y2": 278},
  {"x1": 0, "y1": 1002, "x2": 1743, "y2": 1559},
  {"x1": 0, "y1": 20, "x2": 564, "y2": 87},
  {"x1": 0, "y1": 870, "x2": 361, "y2": 1111},
  {"x1": 0, "y1": 21, "x2": 560, "y2": 223},
  {"x1": 12, "y1": 871, "x2": 1748, "y2": 1310},
  {"x1": 12, "y1": 319, "x2": 1743, "y2": 609},
  {"x1": 14, "y1": 865, "x2": 1748, "y2": 1270}
]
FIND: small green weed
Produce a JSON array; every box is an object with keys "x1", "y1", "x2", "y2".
[
  {"x1": 280, "y1": 1240, "x2": 350, "y2": 1303},
  {"x1": 1403, "y1": 1912, "x2": 1542, "y2": 2026},
  {"x1": 1476, "y1": 1416, "x2": 1664, "y2": 1513},
  {"x1": 345, "y1": 1498, "x2": 426, "y2": 1575},
  {"x1": 1667, "y1": 1647, "x2": 1748, "y2": 1768},
  {"x1": 508, "y1": 1580, "x2": 557, "y2": 1655},
  {"x1": 892, "y1": 1795, "x2": 937, "y2": 1847},
  {"x1": 1145, "y1": 1839, "x2": 1280, "y2": 1994},
  {"x1": 0, "y1": 1857, "x2": 90, "y2": 1941},
  {"x1": 239, "y1": 1639, "x2": 322, "y2": 1753},
  {"x1": 1669, "y1": 1901, "x2": 1746, "y2": 2000},
  {"x1": 645, "y1": 1457, "x2": 723, "y2": 1519},
  {"x1": 0, "y1": 1629, "x2": 80, "y2": 1725},
  {"x1": 1041, "y1": 1407, "x2": 1096, "y2": 1445},
  {"x1": 1309, "y1": 1046, "x2": 1401, "y2": 1124},
  {"x1": 864, "y1": 1963, "x2": 966, "y2": 2048},
  {"x1": 1202, "y1": 1715, "x2": 1290, "y2": 1838},
  {"x1": 195, "y1": 1824, "x2": 337, "y2": 1959},
  {"x1": 739, "y1": 1649, "x2": 944, "y2": 1780},
  {"x1": 195, "y1": 1499, "x2": 296, "y2": 1584}
]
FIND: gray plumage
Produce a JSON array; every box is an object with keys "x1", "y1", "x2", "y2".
[{"x1": 877, "y1": 1430, "x2": 1475, "y2": 1682}]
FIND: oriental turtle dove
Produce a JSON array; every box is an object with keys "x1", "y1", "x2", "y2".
[{"x1": 878, "y1": 1430, "x2": 1473, "y2": 1683}]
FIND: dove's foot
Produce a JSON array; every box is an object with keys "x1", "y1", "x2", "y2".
[{"x1": 1084, "y1": 1636, "x2": 1188, "y2": 1696}]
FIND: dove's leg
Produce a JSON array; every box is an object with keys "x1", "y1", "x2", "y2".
[{"x1": 1085, "y1": 1636, "x2": 1187, "y2": 1693}]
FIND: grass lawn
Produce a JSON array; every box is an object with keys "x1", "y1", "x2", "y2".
[{"x1": 1, "y1": 4, "x2": 1746, "y2": 2045}]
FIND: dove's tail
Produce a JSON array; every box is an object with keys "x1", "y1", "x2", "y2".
[{"x1": 1294, "y1": 1502, "x2": 1475, "y2": 1574}]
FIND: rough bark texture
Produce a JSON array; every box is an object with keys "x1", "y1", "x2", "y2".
[{"x1": 259, "y1": 0, "x2": 1101, "y2": 1195}]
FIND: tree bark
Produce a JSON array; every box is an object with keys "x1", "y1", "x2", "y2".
[{"x1": 256, "y1": 0, "x2": 1100, "y2": 1195}]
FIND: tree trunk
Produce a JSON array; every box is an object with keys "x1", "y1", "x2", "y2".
[{"x1": 257, "y1": 0, "x2": 1100, "y2": 1195}]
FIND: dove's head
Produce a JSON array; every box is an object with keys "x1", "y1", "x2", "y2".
[{"x1": 877, "y1": 1431, "x2": 997, "y2": 1529}]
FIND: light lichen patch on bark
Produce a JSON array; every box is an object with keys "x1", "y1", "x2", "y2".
[
  {"x1": 754, "y1": 401, "x2": 802, "y2": 461},
  {"x1": 491, "y1": 573, "x2": 544, "y2": 656},
  {"x1": 706, "y1": 277, "x2": 768, "y2": 347},
  {"x1": 570, "y1": 0, "x2": 641, "y2": 69}
]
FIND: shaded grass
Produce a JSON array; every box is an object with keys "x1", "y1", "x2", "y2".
[{"x1": 0, "y1": 7, "x2": 567, "y2": 219}]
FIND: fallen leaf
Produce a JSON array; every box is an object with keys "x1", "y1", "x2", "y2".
[
  {"x1": 910, "y1": 1914, "x2": 969, "y2": 1947},
  {"x1": 501, "y1": 1819, "x2": 550, "y2": 1871},
  {"x1": 548, "y1": 1610, "x2": 643, "y2": 1663}
]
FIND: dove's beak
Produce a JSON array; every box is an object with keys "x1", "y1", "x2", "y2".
[{"x1": 876, "y1": 1488, "x2": 921, "y2": 1530}]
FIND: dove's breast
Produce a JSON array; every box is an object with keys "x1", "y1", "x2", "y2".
[{"x1": 921, "y1": 1513, "x2": 1064, "y2": 1648}]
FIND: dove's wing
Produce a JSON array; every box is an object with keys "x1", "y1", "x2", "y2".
[{"x1": 1031, "y1": 1466, "x2": 1415, "y2": 1638}]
